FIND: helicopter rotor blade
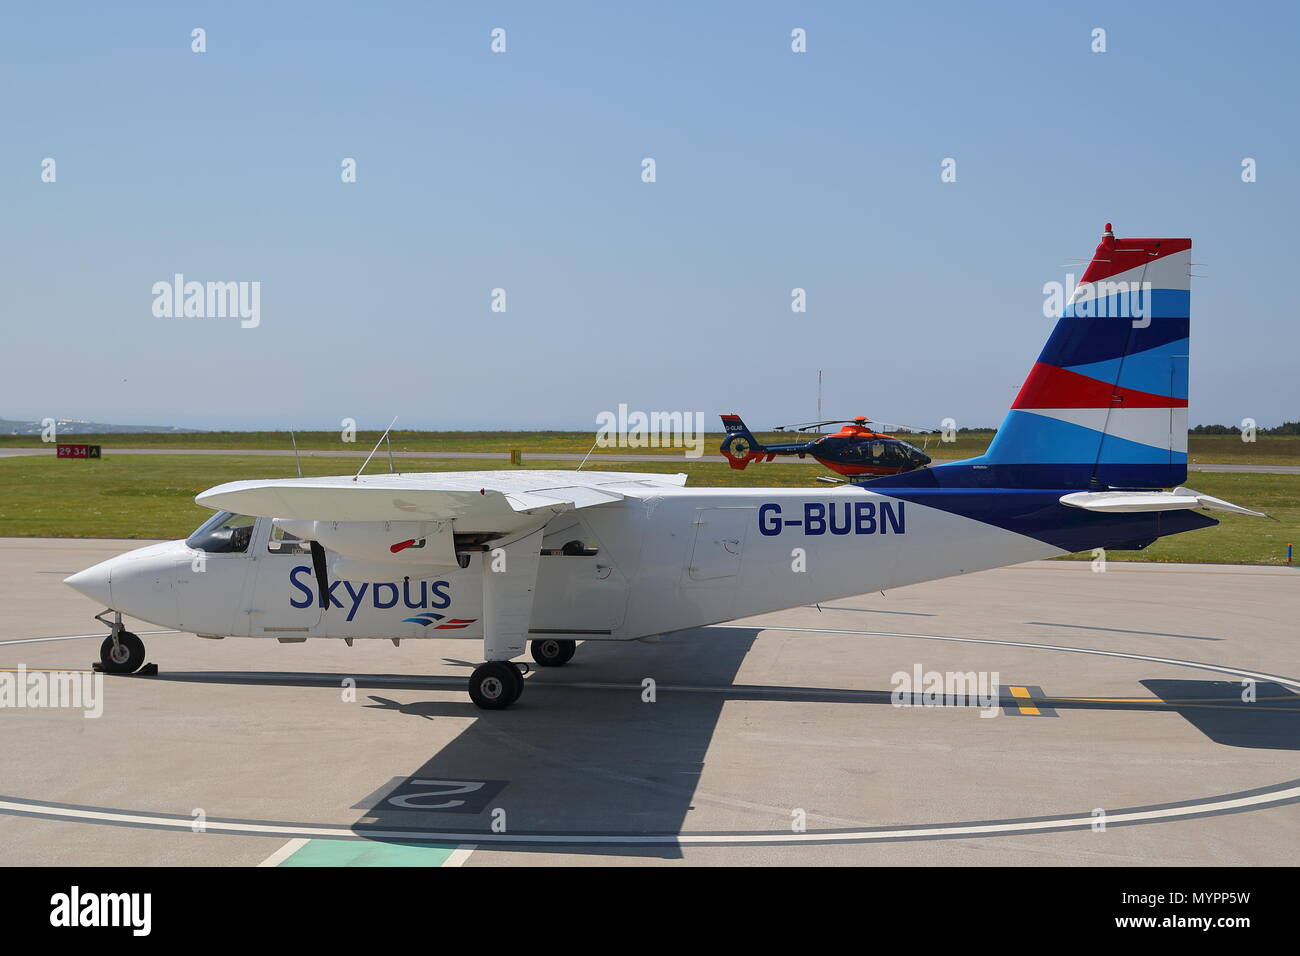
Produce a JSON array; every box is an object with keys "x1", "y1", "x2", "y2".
[{"x1": 774, "y1": 415, "x2": 946, "y2": 434}]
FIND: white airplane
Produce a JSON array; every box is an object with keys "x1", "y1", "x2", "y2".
[{"x1": 65, "y1": 225, "x2": 1265, "y2": 708}]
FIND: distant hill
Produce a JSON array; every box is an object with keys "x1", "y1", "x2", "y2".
[{"x1": 0, "y1": 417, "x2": 206, "y2": 435}]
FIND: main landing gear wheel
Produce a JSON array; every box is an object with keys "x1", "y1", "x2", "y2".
[
  {"x1": 469, "y1": 661, "x2": 525, "y2": 710},
  {"x1": 530, "y1": 638, "x2": 576, "y2": 667},
  {"x1": 99, "y1": 631, "x2": 145, "y2": 674}
]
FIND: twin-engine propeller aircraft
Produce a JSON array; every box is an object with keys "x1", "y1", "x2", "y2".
[
  {"x1": 720, "y1": 414, "x2": 933, "y2": 477},
  {"x1": 66, "y1": 225, "x2": 1267, "y2": 709}
]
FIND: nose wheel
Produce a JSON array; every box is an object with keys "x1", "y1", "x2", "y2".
[
  {"x1": 99, "y1": 631, "x2": 145, "y2": 674},
  {"x1": 468, "y1": 661, "x2": 526, "y2": 709}
]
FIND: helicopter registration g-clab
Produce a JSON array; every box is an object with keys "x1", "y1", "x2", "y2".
[{"x1": 719, "y1": 414, "x2": 932, "y2": 478}]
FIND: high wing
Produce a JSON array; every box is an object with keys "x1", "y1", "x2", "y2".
[{"x1": 195, "y1": 469, "x2": 688, "y2": 523}]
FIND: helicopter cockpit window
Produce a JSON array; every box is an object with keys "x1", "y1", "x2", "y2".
[
  {"x1": 186, "y1": 511, "x2": 257, "y2": 554},
  {"x1": 268, "y1": 525, "x2": 312, "y2": 555}
]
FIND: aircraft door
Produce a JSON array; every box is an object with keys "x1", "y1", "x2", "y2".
[
  {"x1": 687, "y1": 508, "x2": 750, "y2": 582},
  {"x1": 177, "y1": 511, "x2": 259, "y2": 636},
  {"x1": 247, "y1": 521, "x2": 325, "y2": 636},
  {"x1": 534, "y1": 517, "x2": 631, "y2": 632}
]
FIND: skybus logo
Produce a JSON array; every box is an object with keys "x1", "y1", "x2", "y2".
[{"x1": 289, "y1": 568, "x2": 452, "y2": 622}]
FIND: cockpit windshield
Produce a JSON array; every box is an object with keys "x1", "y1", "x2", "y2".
[{"x1": 186, "y1": 511, "x2": 257, "y2": 554}]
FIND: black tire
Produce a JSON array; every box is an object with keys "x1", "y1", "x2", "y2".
[
  {"x1": 531, "y1": 638, "x2": 576, "y2": 667},
  {"x1": 507, "y1": 663, "x2": 526, "y2": 703},
  {"x1": 469, "y1": 661, "x2": 523, "y2": 710},
  {"x1": 99, "y1": 631, "x2": 145, "y2": 674}
]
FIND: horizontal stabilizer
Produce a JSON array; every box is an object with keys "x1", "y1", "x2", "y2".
[{"x1": 1059, "y1": 488, "x2": 1267, "y2": 518}]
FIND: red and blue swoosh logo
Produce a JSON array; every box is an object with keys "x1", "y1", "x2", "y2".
[{"x1": 402, "y1": 612, "x2": 476, "y2": 629}]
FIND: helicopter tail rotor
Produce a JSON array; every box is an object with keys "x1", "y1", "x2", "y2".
[{"x1": 719, "y1": 413, "x2": 765, "y2": 470}]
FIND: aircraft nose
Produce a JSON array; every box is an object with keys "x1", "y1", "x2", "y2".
[{"x1": 64, "y1": 560, "x2": 113, "y2": 606}]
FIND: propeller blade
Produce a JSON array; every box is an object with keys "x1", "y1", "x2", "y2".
[{"x1": 309, "y1": 540, "x2": 330, "y2": 609}]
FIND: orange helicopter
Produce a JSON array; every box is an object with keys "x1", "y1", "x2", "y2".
[{"x1": 720, "y1": 414, "x2": 933, "y2": 478}]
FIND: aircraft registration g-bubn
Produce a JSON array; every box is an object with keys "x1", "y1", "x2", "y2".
[{"x1": 65, "y1": 225, "x2": 1265, "y2": 708}]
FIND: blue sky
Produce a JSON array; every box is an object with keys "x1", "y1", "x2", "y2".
[{"x1": 2, "y1": 1, "x2": 1296, "y2": 431}]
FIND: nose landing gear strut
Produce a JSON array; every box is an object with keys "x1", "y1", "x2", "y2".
[{"x1": 93, "y1": 610, "x2": 147, "y2": 675}]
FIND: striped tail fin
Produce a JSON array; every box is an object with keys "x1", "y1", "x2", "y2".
[
  {"x1": 873, "y1": 225, "x2": 1191, "y2": 491},
  {"x1": 998, "y1": 224, "x2": 1190, "y2": 488}
]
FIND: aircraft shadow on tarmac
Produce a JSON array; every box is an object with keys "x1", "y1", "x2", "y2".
[
  {"x1": 1140, "y1": 679, "x2": 1300, "y2": 751},
  {"x1": 351, "y1": 627, "x2": 763, "y2": 860},
  {"x1": 139, "y1": 638, "x2": 1300, "y2": 858},
  {"x1": 145, "y1": 627, "x2": 762, "y2": 859}
]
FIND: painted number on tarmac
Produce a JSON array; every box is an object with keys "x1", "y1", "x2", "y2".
[{"x1": 384, "y1": 778, "x2": 507, "y2": 814}]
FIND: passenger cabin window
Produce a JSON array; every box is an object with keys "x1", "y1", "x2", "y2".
[
  {"x1": 268, "y1": 525, "x2": 311, "y2": 555},
  {"x1": 186, "y1": 511, "x2": 256, "y2": 554}
]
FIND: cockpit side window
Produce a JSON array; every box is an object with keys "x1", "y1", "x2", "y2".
[
  {"x1": 267, "y1": 525, "x2": 311, "y2": 555},
  {"x1": 186, "y1": 511, "x2": 257, "y2": 554}
]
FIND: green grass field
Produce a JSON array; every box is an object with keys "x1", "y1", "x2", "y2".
[
  {"x1": 0, "y1": 428, "x2": 976, "y2": 457},
  {"x1": 3, "y1": 429, "x2": 1298, "y2": 464},
  {"x1": 1, "y1": 453, "x2": 1296, "y2": 566}
]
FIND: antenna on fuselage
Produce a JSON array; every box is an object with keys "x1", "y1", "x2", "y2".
[
  {"x1": 575, "y1": 434, "x2": 600, "y2": 471},
  {"x1": 355, "y1": 416, "x2": 399, "y2": 481},
  {"x1": 289, "y1": 431, "x2": 303, "y2": 478}
]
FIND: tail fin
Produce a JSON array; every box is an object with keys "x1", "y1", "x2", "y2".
[
  {"x1": 878, "y1": 225, "x2": 1191, "y2": 490},
  {"x1": 720, "y1": 414, "x2": 763, "y2": 470}
]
